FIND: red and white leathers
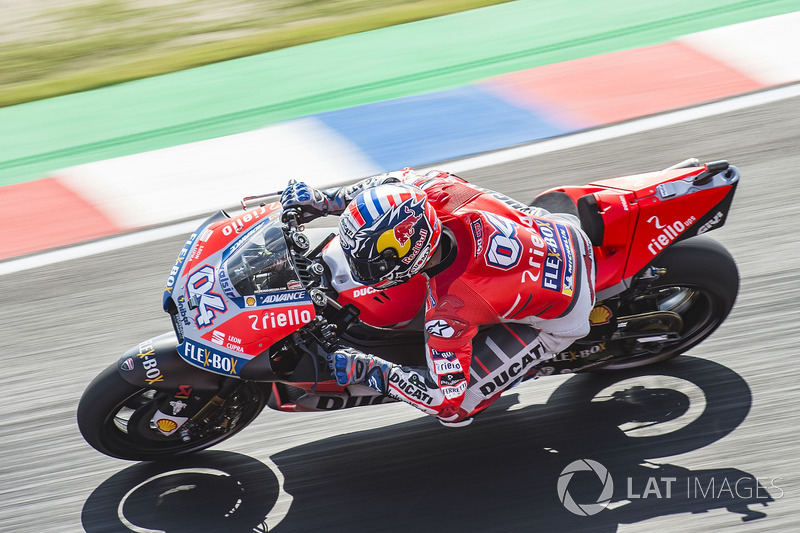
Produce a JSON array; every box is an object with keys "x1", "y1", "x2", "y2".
[{"x1": 329, "y1": 169, "x2": 596, "y2": 424}]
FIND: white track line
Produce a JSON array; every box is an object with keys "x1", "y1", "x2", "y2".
[
  {"x1": 0, "y1": 219, "x2": 205, "y2": 276},
  {"x1": 2, "y1": 83, "x2": 799, "y2": 277}
]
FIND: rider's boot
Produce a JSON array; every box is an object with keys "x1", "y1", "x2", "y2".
[{"x1": 326, "y1": 347, "x2": 394, "y2": 394}]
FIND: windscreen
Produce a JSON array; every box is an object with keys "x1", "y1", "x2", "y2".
[{"x1": 223, "y1": 223, "x2": 300, "y2": 296}]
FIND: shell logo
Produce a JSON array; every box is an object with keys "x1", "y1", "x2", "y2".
[
  {"x1": 244, "y1": 296, "x2": 257, "y2": 307},
  {"x1": 156, "y1": 418, "x2": 178, "y2": 432},
  {"x1": 589, "y1": 305, "x2": 612, "y2": 326}
]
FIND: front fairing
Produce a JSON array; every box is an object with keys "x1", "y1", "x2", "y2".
[{"x1": 163, "y1": 203, "x2": 316, "y2": 377}]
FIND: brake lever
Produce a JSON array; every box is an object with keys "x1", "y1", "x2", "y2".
[
  {"x1": 282, "y1": 208, "x2": 302, "y2": 227},
  {"x1": 240, "y1": 191, "x2": 282, "y2": 211}
]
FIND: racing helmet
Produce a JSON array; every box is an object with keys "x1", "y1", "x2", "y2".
[{"x1": 338, "y1": 183, "x2": 442, "y2": 289}]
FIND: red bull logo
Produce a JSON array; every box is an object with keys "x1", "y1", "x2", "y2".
[
  {"x1": 377, "y1": 207, "x2": 421, "y2": 258},
  {"x1": 394, "y1": 209, "x2": 421, "y2": 246},
  {"x1": 401, "y1": 229, "x2": 428, "y2": 265}
]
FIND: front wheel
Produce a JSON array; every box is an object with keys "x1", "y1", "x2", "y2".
[
  {"x1": 598, "y1": 236, "x2": 739, "y2": 370},
  {"x1": 77, "y1": 363, "x2": 270, "y2": 461}
]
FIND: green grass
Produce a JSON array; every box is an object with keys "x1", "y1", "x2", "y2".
[{"x1": 0, "y1": 0, "x2": 511, "y2": 108}]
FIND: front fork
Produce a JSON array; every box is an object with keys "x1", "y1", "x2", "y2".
[{"x1": 172, "y1": 378, "x2": 242, "y2": 441}]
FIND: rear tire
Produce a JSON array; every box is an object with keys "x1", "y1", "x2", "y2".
[
  {"x1": 598, "y1": 236, "x2": 738, "y2": 370},
  {"x1": 77, "y1": 363, "x2": 270, "y2": 461}
]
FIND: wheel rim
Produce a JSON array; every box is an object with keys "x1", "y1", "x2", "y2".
[
  {"x1": 655, "y1": 287, "x2": 699, "y2": 315},
  {"x1": 100, "y1": 383, "x2": 267, "y2": 459},
  {"x1": 604, "y1": 284, "x2": 720, "y2": 369},
  {"x1": 113, "y1": 390, "x2": 157, "y2": 434}
]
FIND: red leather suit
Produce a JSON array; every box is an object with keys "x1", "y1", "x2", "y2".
[{"x1": 381, "y1": 172, "x2": 596, "y2": 423}]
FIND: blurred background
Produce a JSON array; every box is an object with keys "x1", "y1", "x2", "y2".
[
  {"x1": 2, "y1": 0, "x2": 797, "y2": 259},
  {"x1": 0, "y1": 0, "x2": 510, "y2": 107}
]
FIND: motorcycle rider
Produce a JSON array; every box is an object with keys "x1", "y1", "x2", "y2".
[{"x1": 281, "y1": 168, "x2": 595, "y2": 426}]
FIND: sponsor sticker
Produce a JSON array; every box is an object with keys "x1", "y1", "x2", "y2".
[
  {"x1": 589, "y1": 305, "x2": 613, "y2": 326},
  {"x1": 433, "y1": 359, "x2": 463, "y2": 375},
  {"x1": 439, "y1": 372, "x2": 465, "y2": 387},
  {"x1": 430, "y1": 348, "x2": 456, "y2": 361},
  {"x1": 697, "y1": 211, "x2": 724, "y2": 235},
  {"x1": 255, "y1": 290, "x2": 309, "y2": 305},
  {"x1": 476, "y1": 341, "x2": 546, "y2": 397},
  {"x1": 156, "y1": 419, "x2": 178, "y2": 433},
  {"x1": 153, "y1": 412, "x2": 189, "y2": 436},
  {"x1": 238, "y1": 289, "x2": 311, "y2": 310},
  {"x1": 169, "y1": 400, "x2": 187, "y2": 415},
  {"x1": 553, "y1": 342, "x2": 607, "y2": 362},
  {"x1": 426, "y1": 292, "x2": 437, "y2": 312},
  {"x1": 471, "y1": 218, "x2": 484, "y2": 256},
  {"x1": 442, "y1": 380, "x2": 468, "y2": 400},
  {"x1": 186, "y1": 265, "x2": 227, "y2": 328},
  {"x1": 175, "y1": 385, "x2": 193, "y2": 399},
  {"x1": 218, "y1": 266, "x2": 238, "y2": 299},
  {"x1": 484, "y1": 213, "x2": 522, "y2": 270},
  {"x1": 180, "y1": 339, "x2": 250, "y2": 376},
  {"x1": 646, "y1": 215, "x2": 696, "y2": 255},
  {"x1": 557, "y1": 225, "x2": 575, "y2": 296},
  {"x1": 248, "y1": 307, "x2": 314, "y2": 331},
  {"x1": 136, "y1": 340, "x2": 164, "y2": 385},
  {"x1": 164, "y1": 232, "x2": 199, "y2": 295},
  {"x1": 389, "y1": 372, "x2": 434, "y2": 405},
  {"x1": 426, "y1": 319, "x2": 455, "y2": 338},
  {"x1": 534, "y1": 219, "x2": 575, "y2": 295}
]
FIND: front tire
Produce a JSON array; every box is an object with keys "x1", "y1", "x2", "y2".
[
  {"x1": 77, "y1": 363, "x2": 270, "y2": 461},
  {"x1": 599, "y1": 236, "x2": 739, "y2": 370}
]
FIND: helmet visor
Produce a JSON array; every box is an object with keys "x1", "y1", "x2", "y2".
[{"x1": 347, "y1": 253, "x2": 398, "y2": 285}]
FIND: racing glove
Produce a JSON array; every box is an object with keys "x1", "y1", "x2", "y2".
[{"x1": 280, "y1": 180, "x2": 337, "y2": 223}]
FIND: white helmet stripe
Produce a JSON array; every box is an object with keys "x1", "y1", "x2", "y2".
[{"x1": 362, "y1": 187, "x2": 382, "y2": 220}]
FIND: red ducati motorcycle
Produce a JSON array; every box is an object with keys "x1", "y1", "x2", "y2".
[{"x1": 78, "y1": 159, "x2": 740, "y2": 460}]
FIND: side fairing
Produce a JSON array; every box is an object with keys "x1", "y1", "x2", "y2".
[{"x1": 323, "y1": 236, "x2": 426, "y2": 327}]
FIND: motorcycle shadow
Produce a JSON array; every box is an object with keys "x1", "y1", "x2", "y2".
[{"x1": 82, "y1": 356, "x2": 773, "y2": 533}]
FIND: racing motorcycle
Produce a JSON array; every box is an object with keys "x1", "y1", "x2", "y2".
[{"x1": 77, "y1": 159, "x2": 740, "y2": 461}]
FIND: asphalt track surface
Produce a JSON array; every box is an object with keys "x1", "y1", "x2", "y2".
[{"x1": 2, "y1": 94, "x2": 799, "y2": 532}]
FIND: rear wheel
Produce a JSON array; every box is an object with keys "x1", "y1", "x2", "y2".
[
  {"x1": 599, "y1": 236, "x2": 738, "y2": 370},
  {"x1": 77, "y1": 363, "x2": 270, "y2": 461}
]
